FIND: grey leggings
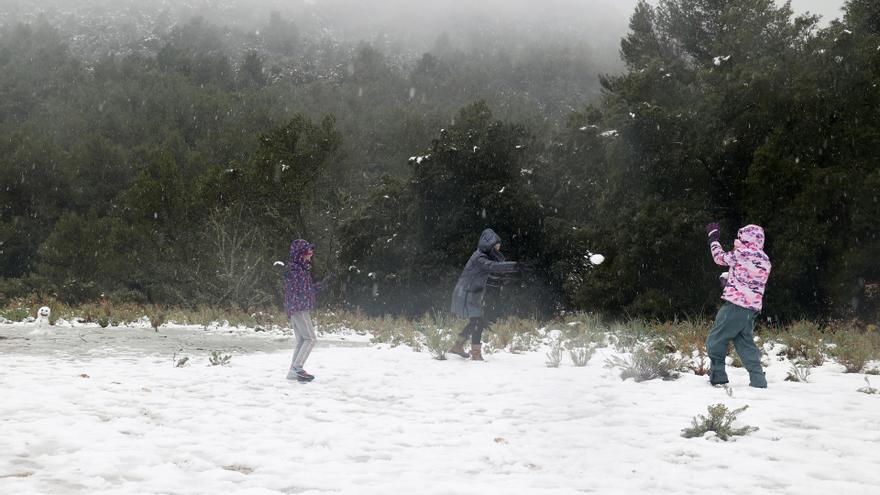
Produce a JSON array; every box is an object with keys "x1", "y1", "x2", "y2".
[{"x1": 289, "y1": 311, "x2": 317, "y2": 369}]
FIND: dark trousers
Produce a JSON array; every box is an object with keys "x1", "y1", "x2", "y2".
[
  {"x1": 706, "y1": 302, "x2": 766, "y2": 387},
  {"x1": 459, "y1": 317, "x2": 487, "y2": 345}
]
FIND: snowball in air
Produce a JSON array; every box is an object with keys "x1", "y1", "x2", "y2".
[{"x1": 589, "y1": 254, "x2": 605, "y2": 265}]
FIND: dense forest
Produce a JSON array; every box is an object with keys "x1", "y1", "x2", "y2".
[{"x1": 0, "y1": 0, "x2": 878, "y2": 323}]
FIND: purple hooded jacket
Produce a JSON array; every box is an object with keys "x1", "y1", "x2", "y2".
[
  {"x1": 710, "y1": 225, "x2": 772, "y2": 311},
  {"x1": 283, "y1": 239, "x2": 321, "y2": 316}
]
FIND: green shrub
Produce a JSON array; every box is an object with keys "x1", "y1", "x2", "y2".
[
  {"x1": 605, "y1": 346, "x2": 684, "y2": 382},
  {"x1": 569, "y1": 344, "x2": 596, "y2": 367},
  {"x1": 0, "y1": 306, "x2": 30, "y2": 322},
  {"x1": 546, "y1": 339, "x2": 563, "y2": 368},
  {"x1": 784, "y1": 363, "x2": 812, "y2": 383},
  {"x1": 418, "y1": 322, "x2": 451, "y2": 360},
  {"x1": 682, "y1": 404, "x2": 758, "y2": 441},
  {"x1": 609, "y1": 319, "x2": 652, "y2": 352},
  {"x1": 209, "y1": 351, "x2": 232, "y2": 366},
  {"x1": 858, "y1": 377, "x2": 878, "y2": 395},
  {"x1": 48, "y1": 303, "x2": 65, "y2": 325}
]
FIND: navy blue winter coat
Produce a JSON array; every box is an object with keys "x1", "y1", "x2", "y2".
[{"x1": 450, "y1": 229, "x2": 518, "y2": 319}]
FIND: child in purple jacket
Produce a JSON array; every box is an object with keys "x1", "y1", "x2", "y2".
[{"x1": 283, "y1": 239, "x2": 328, "y2": 382}]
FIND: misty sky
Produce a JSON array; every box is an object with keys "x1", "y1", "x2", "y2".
[
  {"x1": 0, "y1": 0, "x2": 851, "y2": 61},
  {"x1": 296, "y1": 0, "x2": 848, "y2": 60}
]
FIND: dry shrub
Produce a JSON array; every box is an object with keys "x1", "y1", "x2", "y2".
[
  {"x1": 829, "y1": 322, "x2": 876, "y2": 373},
  {"x1": 776, "y1": 320, "x2": 826, "y2": 366},
  {"x1": 652, "y1": 318, "x2": 710, "y2": 376},
  {"x1": 486, "y1": 316, "x2": 542, "y2": 353}
]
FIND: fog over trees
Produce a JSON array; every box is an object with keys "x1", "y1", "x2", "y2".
[{"x1": 0, "y1": 0, "x2": 875, "y2": 324}]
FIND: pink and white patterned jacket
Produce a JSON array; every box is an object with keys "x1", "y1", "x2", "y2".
[{"x1": 710, "y1": 225, "x2": 771, "y2": 311}]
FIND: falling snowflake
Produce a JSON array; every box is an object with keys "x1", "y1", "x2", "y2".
[{"x1": 713, "y1": 55, "x2": 731, "y2": 66}]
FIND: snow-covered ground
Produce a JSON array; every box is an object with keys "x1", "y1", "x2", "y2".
[{"x1": 2, "y1": 322, "x2": 879, "y2": 494}]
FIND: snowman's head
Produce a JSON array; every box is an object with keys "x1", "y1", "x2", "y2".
[{"x1": 37, "y1": 306, "x2": 51, "y2": 319}]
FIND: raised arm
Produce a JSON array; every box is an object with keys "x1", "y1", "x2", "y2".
[
  {"x1": 710, "y1": 241, "x2": 736, "y2": 267},
  {"x1": 706, "y1": 222, "x2": 735, "y2": 266},
  {"x1": 475, "y1": 255, "x2": 518, "y2": 274}
]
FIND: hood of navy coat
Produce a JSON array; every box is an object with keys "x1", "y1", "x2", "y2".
[{"x1": 477, "y1": 229, "x2": 501, "y2": 253}]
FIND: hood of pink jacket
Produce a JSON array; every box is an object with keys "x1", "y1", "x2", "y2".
[{"x1": 734, "y1": 224, "x2": 765, "y2": 251}]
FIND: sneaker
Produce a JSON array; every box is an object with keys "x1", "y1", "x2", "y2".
[{"x1": 287, "y1": 369, "x2": 315, "y2": 382}]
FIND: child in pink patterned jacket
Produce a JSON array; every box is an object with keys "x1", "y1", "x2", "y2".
[{"x1": 704, "y1": 223, "x2": 772, "y2": 388}]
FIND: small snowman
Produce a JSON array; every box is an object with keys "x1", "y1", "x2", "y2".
[
  {"x1": 36, "y1": 306, "x2": 51, "y2": 325},
  {"x1": 31, "y1": 306, "x2": 52, "y2": 335}
]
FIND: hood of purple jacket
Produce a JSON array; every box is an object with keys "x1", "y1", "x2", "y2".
[{"x1": 288, "y1": 239, "x2": 315, "y2": 269}]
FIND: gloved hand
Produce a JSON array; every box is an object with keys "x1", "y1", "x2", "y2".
[
  {"x1": 705, "y1": 222, "x2": 720, "y2": 243},
  {"x1": 517, "y1": 261, "x2": 536, "y2": 274}
]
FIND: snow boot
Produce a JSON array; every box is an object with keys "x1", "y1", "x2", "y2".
[
  {"x1": 449, "y1": 336, "x2": 470, "y2": 358},
  {"x1": 470, "y1": 343, "x2": 484, "y2": 361},
  {"x1": 748, "y1": 371, "x2": 767, "y2": 388},
  {"x1": 709, "y1": 360, "x2": 728, "y2": 386}
]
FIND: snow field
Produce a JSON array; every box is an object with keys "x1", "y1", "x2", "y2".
[{"x1": 2, "y1": 329, "x2": 880, "y2": 494}]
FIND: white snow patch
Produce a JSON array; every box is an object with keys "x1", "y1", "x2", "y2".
[{"x1": 0, "y1": 325, "x2": 879, "y2": 493}]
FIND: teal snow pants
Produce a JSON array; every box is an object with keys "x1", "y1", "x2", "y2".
[{"x1": 706, "y1": 302, "x2": 767, "y2": 388}]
